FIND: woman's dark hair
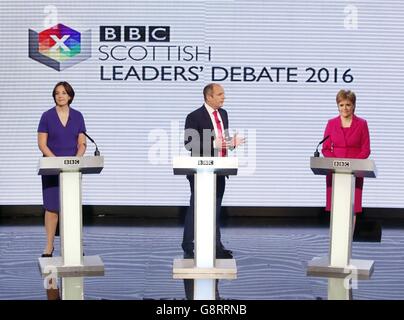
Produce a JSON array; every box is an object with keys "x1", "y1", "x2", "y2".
[{"x1": 52, "y1": 81, "x2": 75, "y2": 105}]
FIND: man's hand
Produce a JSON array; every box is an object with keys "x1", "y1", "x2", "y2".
[
  {"x1": 215, "y1": 137, "x2": 227, "y2": 149},
  {"x1": 230, "y1": 132, "x2": 246, "y2": 148},
  {"x1": 215, "y1": 132, "x2": 246, "y2": 149}
]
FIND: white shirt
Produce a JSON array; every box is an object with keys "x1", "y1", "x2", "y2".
[{"x1": 204, "y1": 103, "x2": 225, "y2": 149}]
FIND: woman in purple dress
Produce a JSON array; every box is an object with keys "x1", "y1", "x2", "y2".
[{"x1": 37, "y1": 82, "x2": 87, "y2": 257}]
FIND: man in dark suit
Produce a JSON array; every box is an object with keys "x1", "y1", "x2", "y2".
[{"x1": 182, "y1": 83, "x2": 245, "y2": 259}]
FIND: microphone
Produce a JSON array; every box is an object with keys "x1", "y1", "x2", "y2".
[
  {"x1": 314, "y1": 135, "x2": 329, "y2": 157},
  {"x1": 83, "y1": 132, "x2": 100, "y2": 156}
]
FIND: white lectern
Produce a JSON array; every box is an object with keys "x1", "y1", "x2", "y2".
[
  {"x1": 38, "y1": 156, "x2": 105, "y2": 299},
  {"x1": 307, "y1": 157, "x2": 377, "y2": 277},
  {"x1": 328, "y1": 277, "x2": 353, "y2": 300},
  {"x1": 172, "y1": 157, "x2": 238, "y2": 300}
]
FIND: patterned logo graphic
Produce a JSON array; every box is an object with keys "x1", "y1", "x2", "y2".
[{"x1": 29, "y1": 23, "x2": 91, "y2": 71}]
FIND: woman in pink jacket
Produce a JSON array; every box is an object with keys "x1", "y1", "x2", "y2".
[{"x1": 321, "y1": 90, "x2": 371, "y2": 225}]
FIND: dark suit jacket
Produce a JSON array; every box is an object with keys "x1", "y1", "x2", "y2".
[{"x1": 184, "y1": 105, "x2": 230, "y2": 157}]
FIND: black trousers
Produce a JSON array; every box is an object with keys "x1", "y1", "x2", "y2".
[{"x1": 182, "y1": 174, "x2": 226, "y2": 252}]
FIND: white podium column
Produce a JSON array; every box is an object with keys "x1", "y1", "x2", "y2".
[
  {"x1": 195, "y1": 171, "x2": 217, "y2": 300},
  {"x1": 307, "y1": 156, "x2": 375, "y2": 277},
  {"x1": 60, "y1": 172, "x2": 83, "y2": 266},
  {"x1": 195, "y1": 172, "x2": 216, "y2": 268},
  {"x1": 329, "y1": 173, "x2": 354, "y2": 267},
  {"x1": 38, "y1": 156, "x2": 104, "y2": 282},
  {"x1": 328, "y1": 277, "x2": 351, "y2": 300},
  {"x1": 62, "y1": 277, "x2": 84, "y2": 300},
  {"x1": 194, "y1": 280, "x2": 216, "y2": 300},
  {"x1": 172, "y1": 157, "x2": 238, "y2": 299}
]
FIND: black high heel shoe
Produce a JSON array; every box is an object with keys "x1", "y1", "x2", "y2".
[{"x1": 41, "y1": 247, "x2": 54, "y2": 258}]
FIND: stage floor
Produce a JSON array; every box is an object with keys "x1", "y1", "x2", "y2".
[{"x1": 1, "y1": 221, "x2": 403, "y2": 300}]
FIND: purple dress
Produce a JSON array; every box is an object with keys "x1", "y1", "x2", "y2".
[{"x1": 37, "y1": 107, "x2": 86, "y2": 213}]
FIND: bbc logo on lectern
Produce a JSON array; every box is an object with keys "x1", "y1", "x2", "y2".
[
  {"x1": 64, "y1": 159, "x2": 79, "y2": 165},
  {"x1": 100, "y1": 26, "x2": 170, "y2": 42}
]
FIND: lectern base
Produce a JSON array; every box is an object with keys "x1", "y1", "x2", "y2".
[
  {"x1": 307, "y1": 256, "x2": 374, "y2": 278},
  {"x1": 38, "y1": 255, "x2": 104, "y2": 277},
  {"x1": 173, "y1": 258, "x2": 237, "y2": 279}
]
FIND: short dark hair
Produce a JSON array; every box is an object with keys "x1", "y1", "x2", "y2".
[
  {"x1": 52, "y1": 81, "x2": 75, "y2": 105},
  {"x1": 203, "y1": 83, "x2": 218, "y2": 101},
  {"x1": 336, "y1": 89, "x2": 356, "y2": 106}
]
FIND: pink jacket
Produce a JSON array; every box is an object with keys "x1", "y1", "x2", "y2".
[{"x1": 321, "y1": 114, "x2": 371, "y2": 213}]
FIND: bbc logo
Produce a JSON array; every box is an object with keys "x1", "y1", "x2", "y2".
[
  {"x1": 64, "y1": 159, "x2": 79, "y2": 165},
  {"x1": 100, "y1": 26, "x2": 170, "y2": 42}
]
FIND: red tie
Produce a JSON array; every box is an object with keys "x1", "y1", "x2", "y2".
[{"x1": 213, "y1": 110, "x2": 227, "y2": 157}]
